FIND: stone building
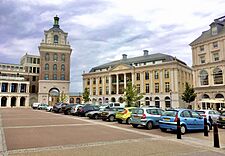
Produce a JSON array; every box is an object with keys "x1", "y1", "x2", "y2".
[
  {"x1": 83, "y1": 51, "x2": 192, "y2": 109},
  {"x1": 190, "y1": 16, "x2": 225, "y2": 110}
]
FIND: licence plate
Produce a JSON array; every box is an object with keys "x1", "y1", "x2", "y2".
[{"x1": 164, "y1": 118, "x2": 170, "y2": 121}]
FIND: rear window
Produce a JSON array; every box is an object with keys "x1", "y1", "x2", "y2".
[
  {"x1": 163, "y1": 110, "x2": 177, "y2": 117},
  {"x1": 196, "y1": 111, "x2": 205, "y2": 115},
  {"x1": 132, "y1": 109, "x2": 143, "y2": 114}
]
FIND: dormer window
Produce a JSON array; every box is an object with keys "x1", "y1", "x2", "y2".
[
  {"x1": 54, "y1": 35, "x2": 58, "y2": 43},
  {"x1": 200, "y1": 45, "x2": 204, "y2": 52},
  {"x1": 211, "y1": 26, "x2": 218, "y2": 35}
]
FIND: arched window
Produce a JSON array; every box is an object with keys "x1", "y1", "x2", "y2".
[
  {"x1": 155, "y1": 97, "x2": 160, "y2": 108},
  {"x1": 53, "y1": 53, "x2": 58, "y2": 61},
  {"x1": 213, "y1": 68, "x2": 223, "y2": 84},
  {"x1": 61, "y1": 64, "x2": 65, "y2": 71},
  {"x1": 45, "y1": 53, "x2": 50, "y2": 61},
  {"x1": 53, "y1": 64, "x2": 57, "y2": 71},
  {"x1": 145, "y1": 97, "x2": 150, "y2": 105},
  {"x1": 200, "y1": 70, "x2": 209, "y2": 85},
  {"x1": 165, "y1": 96, "x2": 171, "y2": 108},
  {"x1": 45, "y1": 64, "x2": 49, "y2": 70},
  {"x1": 61, "y1": 54, "x2": 65, "y2": 62},
  {"x1": 54, "y1": 35, "x2": 58, "y2": 43}
]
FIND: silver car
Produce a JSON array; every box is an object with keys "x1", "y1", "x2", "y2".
[
  {"x1": 196, "y1": 109, "x2": 221, "y2": 123},
  {"x1": 71, "y1": 104, "x2": 83, "y2": 115}
]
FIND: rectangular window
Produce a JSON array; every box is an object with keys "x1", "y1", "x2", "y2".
[
  {"x1": 200, "y1": 45, "x2": 204, "y2": 51},
  {"x1": 99, "y1": 77, "x2": 102, "y2": 84},
  {"x1": 213, "y1": 42, "x2": 218, "y2": 48},
  {"x1": 29, "y1": 67, "x2": 32, "y2": 73},
  {"x1": 87, "y1": 79, "x2": 90, "y2": 85},
  {"x1": 37, "y1": 58, "x2": 40, "y2": 64},
  {"x1": 20, "y1": 84, "x2": 26, "y2": 93},
  {"x1": 106, "y1": 77, "x2": 109, "y2": 83},
  {"x1": 145, "y1": 72, "x2": 149, "y2": 80},
  {"x1": 200, "y1": 56, "x2": 205, "y2": 64},
  {"x1": 44, "y1": 74, "x2": 49, "y2": 80},
  {"x1": 136, "y1": 73, "x2": 140, "y2": 80},
  {"x1": 93, "y1": 87, "x2": 96, "y2": 95},
  {"x1": 33, "y1": 67, "x2": 36, "y2": 73},
  {"x1": 61, "y1": 74, "x2": 65, "y2": 80},
  {"x1": 213, "y1": 53, "x2": 219, "y2": 61},
  {"x1": 37, "y1": 67, "x2": 40, "y2": 73},
  {"x1": 106, "y1": 86, "x2": 109, "y2": 95},
  {"x1": 154, "y1": 71, "x2": 159, "y2": 79},
  {"x1": 32, "y1": 76, "x2": 36, "y2": 81},
  {"x1": 165, "y1": 82, "x2": 170, "y2": 92},
  {"x1": 11, "y1": 83, "x2": 16, "y2": 92},
  {"x1": 136, "y1": 84, "x2": 140, "y2": 93},
  {"x1": 155, "y1": 83, "x2": 159, "y2": 93},
  {"x1": 1, "y1": 83, "x2": 8, "y2": 92},
  {"x1": 93, "y1": 78, "x2": 96, "y2": 84},
  {"x1": 99, "y1": 87, "x2": 102, "y2": 95},
  {"x1": 145, "y1": 84, "x2": 149, "y2": 93},
  {"x1": 33, "y1": 58, "x2": 36, "y2": 64},
  {"x1": 53, "y1": 74, "x2": 57, "y2": 80},
  {"x1": 164, "y1": 70, "x2": 169, "y2": 78}
]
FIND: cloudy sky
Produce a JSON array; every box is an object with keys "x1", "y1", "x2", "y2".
[{"x1": 0, "y1": 0, "x2": 225, "y2": 92}]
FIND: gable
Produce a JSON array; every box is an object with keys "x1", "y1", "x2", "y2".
[{"x1": 111, "y1": 64, "x2": 131, "y2": 71}]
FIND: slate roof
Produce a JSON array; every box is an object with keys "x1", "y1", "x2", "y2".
[
  {"x1": 190, "y1": 16, "x2": 225, "y2": 46},
  {"x1": 89, "y1": 53, "x2": 186, "y2": 72}
]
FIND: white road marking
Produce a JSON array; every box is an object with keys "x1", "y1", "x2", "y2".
[{"x1": 0, "y1": 114, "x2": 8, "y2": 156}]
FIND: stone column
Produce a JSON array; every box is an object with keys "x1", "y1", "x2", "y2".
[
  {"x1": 16, "y1": 97, "x2": 20, "y2": 107},
  {"x1": 141, "y1": 72, "x2": 144, "y2": 93},
  {"x1": 8, "y1": 83, "x2": 11, "y2": 92},
  {"x1": 7, "y1": 96, "x2": 11, "y2": 107},
  {"x1": 26, "y1": 84, "x2": 29, "y2": 93},
  {"x1": 90, "y1": 78, "x2": 93, "y2": 96},
  {"x1": 116, "y1": 74, "x2": 119, "y2": 94},
  {"x1": 132, "y1": 73, "x2": 135, "y2": 85},
  {"x1": 96, "y1": 77, "x2": 98, "y2": 96},
  {"x1": 171, "y1": 69, "x2": 174, "y2": 91},
  {"x1": 109, "y1": 75, "x2": 112, "y2": 95},
  {"x1": 124, "y1": 74, "x2": 126, "y2": 89},
  {"x1": 160, "y1": 70, "x2": 163, "y2": 93},
  {"x1": 0, "y1": 97, "x2": 1, "y2": 107},
  {"x1": 150, "y1": 71, "x2": 153, "y2": 93},
  {"x1": 25, "y1": 96, "x2": 29, "y2": 107},
  {"x1": 102, "y1": 76, "x2": 105, "y2": 95},
  {"x1": 18, "y1": 83, "x2": 21, "y2": 93},
  {"x1": 208, "y1": 68, "x2": 213, "y2": 86},
  {"x1": 174, "y1": 69, "x2": 178, "y2": 92}
]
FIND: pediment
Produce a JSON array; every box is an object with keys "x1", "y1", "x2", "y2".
[{"x1": 110, "y1": 64, "x2": 131, "y2": 71}]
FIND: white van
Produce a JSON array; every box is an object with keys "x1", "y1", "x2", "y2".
[
  {"x1": 32, "y1": 103, "x2": 41, "y2": 109},
  {"x1": 108, "y1": 102, "x2": 125, "y2": 108}
]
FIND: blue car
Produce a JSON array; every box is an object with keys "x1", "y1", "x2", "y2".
[
  {"x1": 159, "y1": 109, "x2": 211, "y2": 134},
  {"x1": 130, "y1": 107, "x2": 164, "y2": 130}
]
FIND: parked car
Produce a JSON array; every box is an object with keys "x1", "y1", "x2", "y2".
[
  {"x1": 130, "y1": 107, "x2": 164, "y2": 130},
  {"x1": 77, "y1": 104, "x2": 100, "y2": 117},
  {"x1": 71, "y1": 104, "x2": 83, "y2": 116},
  {"x1": 52, "y1": 103, "x2": 67, "y2": 113},
  {"x1": 116, "y1": 107, "x2": 136, "y2": 124},
  {"x1": 159, "y1": 109, "x2": 211, "y2": 134},
  {"x1": 101, "y1": 107, "x2": 124, "y2": 122},
  {"x1": 195, "y1": 109, "x2": 221, "y2": 123},
  {"x1": 63, "y1": 103, "x2": 76, "y2": 115},
  {"x1": 217, "y1": 111, "x2": 225, "y2": 128},
  {"x1": 32, "y1": 103, "x2": 41, "y2": 109},
  {"x1": 37, "y1": 104, "x2": 49, "y2": 110},
  {"x1": 46, "y1": 106, "x2": 53, "y2": 112},
  {"x1": 108, "y1": 102, "x2": 125, "y2": 108}
]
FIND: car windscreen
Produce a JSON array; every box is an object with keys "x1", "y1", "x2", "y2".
[
  {"x1": 222, "y1": 112, "x2": 225, "y2": 116},
  {"x1": 163, "y1": 110, "x2": 177, "y2": 117}
]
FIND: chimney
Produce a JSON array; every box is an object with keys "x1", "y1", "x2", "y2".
[
  {"x1": 143, "y1": 50, "x2": 149, "y2": 56},
  {"x1": 122, "y1": 54, "x2": 127, "y2": 59}
]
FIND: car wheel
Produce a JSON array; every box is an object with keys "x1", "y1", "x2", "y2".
[
  {"x1": 118, "y1": 120, "x2": 123, "y2": 124},
  {"x1": 109, "y1": 115, "x2": 115, "y2": 122},
  {"x1": 126, "y1": 118, "x2": 131, "y2": 124},
  {"x1": 180, "y1": 125, "x2": 186, "y2": 134},
  {"x1": 93, "y1": 114, "x2": 99, "y2": 120},
  {"x1": 146, "y1": 121, "x2": 153, "y2": 130},
  {"x1": 160, "y1": 128, "x2": 167, "y2": 132},
  {"x1": 132, "y1": 124, "x2": 138, "y2": 128}
]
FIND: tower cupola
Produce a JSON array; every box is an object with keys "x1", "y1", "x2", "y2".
[{"x1": 53, "y1": 15, "x2": 60, "y2": 28}]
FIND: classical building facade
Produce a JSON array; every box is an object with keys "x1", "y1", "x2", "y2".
[
  {"x1": 0, "y1": 16, "x2": 72, "y2": 108},
  {"x1": 38, "y1": 16, "x2": 72, "y2": 105},
  {"x1": 190, "y1": 16, "x2": 225, "y2": 110},
  {"x1": 83, "y1": 51, "x2": 192, "y2": 109}
]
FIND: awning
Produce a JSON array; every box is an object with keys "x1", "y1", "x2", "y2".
[{"x1": 199, "y1": 99, "x2": 225, "y2": 103}]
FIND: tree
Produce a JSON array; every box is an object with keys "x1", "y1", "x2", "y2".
[
  {"x1": 182, "y1": 83, "x2": 197, "y2": 109},
  {"x1": 83, "y1": 88, "x2": 90, "y2": 103},
  {"x1": 123, "y1": 81, "x2": 143, "y2": 107},
  {"x1": 58, "y1": 91, "x2": 68, "y2": 103}
]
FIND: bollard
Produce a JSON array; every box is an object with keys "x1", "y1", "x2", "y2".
[
  {"x1": 177, "y1": 118, "x2": 181, "y2": 139},
  {"x1": 208, "y1": 116, "x2": 213, "y2": 130},
  {"x1": 213, "y1": 123, "x2": 220, "y2": 148},
  {"x1": 204, "y1": 117, "x2": 208, "y2": 136}
]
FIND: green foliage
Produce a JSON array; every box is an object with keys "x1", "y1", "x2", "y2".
[
  {"x1": 83, "y1": 88, "x2": 90, "y2": 103},
  {"x1": 182, "y1": 82, "x2": 197, "y2": 104},
  {"x1": 123, "y1": 81, "x2": 144, "y2": 107},
  {"x1": 58, "y1": 91, "x2": 68, "y2": 103}
]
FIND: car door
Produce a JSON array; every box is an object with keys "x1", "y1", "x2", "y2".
[
  {"x1": 180, "y1": 110, "x2": 194, "y2": 129},
  {"x1": 147, "y1": 109, "x2": 161, "y2": 126},
  {"x1": 191, "y1": 111, "x2": 204, "y2": 130}
]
